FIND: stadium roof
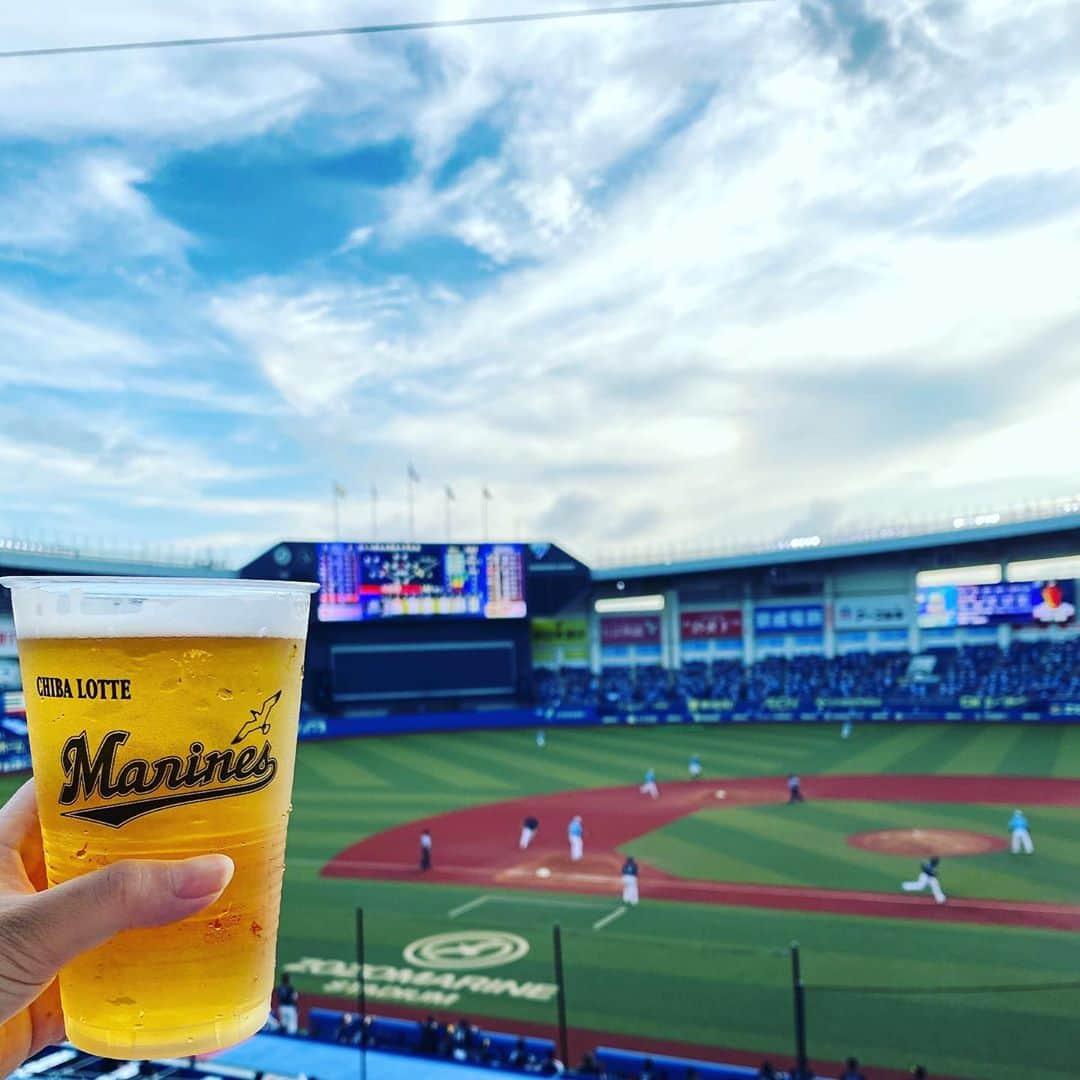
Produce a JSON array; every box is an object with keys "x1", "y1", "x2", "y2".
[{"x1": 592, "y1": 509, "x2": 1080, "y2": 582}]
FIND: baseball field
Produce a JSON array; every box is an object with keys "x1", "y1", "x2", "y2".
[{"x1": 5, "y1": 723, "x2": 1079, "y2": 1078}]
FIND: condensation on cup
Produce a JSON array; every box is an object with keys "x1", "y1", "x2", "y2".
[{"x1": 2, "y1": 576, "x2": 318, "y2": 1059}]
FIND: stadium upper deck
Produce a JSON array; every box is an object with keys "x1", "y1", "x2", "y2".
[{"x1": 593, "y1": 503, "x2": 1080, "y2": 583}]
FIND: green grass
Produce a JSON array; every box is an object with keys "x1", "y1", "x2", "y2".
[
  {"x1": 630, "y1": 800, "x2": 1080, "y2": 903},
  {"x1": 3, "y1": 723, "x2": 1079, "y2": 1079}
]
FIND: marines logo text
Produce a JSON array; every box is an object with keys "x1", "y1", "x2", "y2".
[{"x1": 57, "y1": 692, "x2": 282, "y2": 828}]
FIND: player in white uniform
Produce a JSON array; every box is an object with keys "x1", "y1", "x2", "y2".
[
  {"x1": 689, "y1": 754, "x2": 702, "y2": 778},
  {"x1": 640, "y1": 767, "x2": 659, "y2": 799},
  {"x1": 568, "y1": 815, "x2": 584, "y2": 861},
  {"x1": 520, "y1": 815, "x2": 539, "y2": 850},
  {"x1": 902, "y1": 856, "x2": 946, "y2": 904},
  {"x1": 1008, "y1": 809, "x2": 1034, "y2": 854},
  {"x1": 536, "y1": 729, "x2": 546, "y2": 748},
  {"x1": 621, "y1": 855, "x2": 640, "y2": 905}
]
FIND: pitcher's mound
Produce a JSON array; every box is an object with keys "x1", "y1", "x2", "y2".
[{"x1": 849, "y1": 828, "x2": 1007, "y2": 857}]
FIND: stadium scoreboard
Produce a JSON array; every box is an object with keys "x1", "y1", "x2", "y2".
[
  {"x1": 316, "y1": 542, "x2": 527, "y2": 622},
  {"x1": 917, "y1": 579, "x2": 1076, "y2": 628}
]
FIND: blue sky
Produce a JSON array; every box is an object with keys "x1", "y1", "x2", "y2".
[{"x1": 1, "y1": 0, "x2": 1079, "y2": 566}]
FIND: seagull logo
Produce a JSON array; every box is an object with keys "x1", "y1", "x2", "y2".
[{"x1": 232, "y1": 690, "x2": 282, "y2": 745}]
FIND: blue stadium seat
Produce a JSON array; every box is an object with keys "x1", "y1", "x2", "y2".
[
  {"x1": 307, "y1": 1006, "x2": 343, "y2": 1042},
  {"x1": 596, "y1": 1046, "x2": 762, "y2": 1079}
]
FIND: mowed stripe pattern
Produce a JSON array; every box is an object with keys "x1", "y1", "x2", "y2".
[{"x1": 3, "y1": 724, "x2": 1078, "y2": 1080}]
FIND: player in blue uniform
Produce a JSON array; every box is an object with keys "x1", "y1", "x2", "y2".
[
  {"x1": 275, "y1": 973, "x2": 299, "y2": 1034},
  {"x1": 621, "y1": 855, "x2": 640, "y2": 905},
  {"x1": 640, "y1": 767, "x2": 659, "y2": 799},
  {"x1": 1009, "y1": 809, "x2": 1033, "y2": 854},
  {"x1": 568, "y1": 815, "x2": 584, "y2": 861},
  {"x1": 787, "y1": 774, "x2": 804, "y2": 803}
]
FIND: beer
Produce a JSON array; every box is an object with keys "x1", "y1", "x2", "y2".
[{"x1": 3, "y1": 577, "x2": 316, "y2": 1059}]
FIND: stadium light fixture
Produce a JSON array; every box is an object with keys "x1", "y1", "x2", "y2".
[
  {"x1": 594, "y1": 594, "x2": 666, "y2": 613},
  {"x1": 916, "y1": 564, "x2": 1002, "y2": 588},
  {"x1": 1006, "y1": 555, "x2": 1080, "y2": 582}
]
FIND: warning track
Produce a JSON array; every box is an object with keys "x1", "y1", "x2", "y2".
[{"x1": 322, "y1": 774, "x2": 1080, "y2": 932}]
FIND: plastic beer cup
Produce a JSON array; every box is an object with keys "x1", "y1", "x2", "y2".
[{"x1": 2, "y1": 576, "x2": 317, "y2": 1058}]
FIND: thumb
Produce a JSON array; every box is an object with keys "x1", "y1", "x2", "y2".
[{"x1": 20, "y1": 855, "x2": 234, "y2": 975}]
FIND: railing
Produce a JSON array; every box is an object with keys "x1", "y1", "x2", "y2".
[
  {"x1": 593, "y1": 491, "x2": 1080, "y2": 569},
  {"x1": 0, "y1": 534, "x2": 229, "y2": 569}
]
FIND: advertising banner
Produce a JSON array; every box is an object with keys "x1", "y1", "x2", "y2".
[
  {"x1": 530, "y1": 617, "x2": 589, "y2": 666},
  {"x1": 917, "y1": 580, "x2": 1076, "y2": 628},
  {"x1": 680, "y1": 609, "x2": 743, "y2": 640},
  {"x1": 600, "y1": 615, "x2": 662, "y2": 646},
  {"x1": 833, "y1": 595, "x2": 910, "y2": 630},
  {"x1": 754, "y1": 604, "x2": 824, "y2": 635}
]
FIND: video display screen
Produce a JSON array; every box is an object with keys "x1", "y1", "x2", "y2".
[
  {"x1": 916, "y1": 580, "x2": 1076, "y2": 628},
  {"x1": 316, "y1": 542, "x2": 527, "y2": 621}
]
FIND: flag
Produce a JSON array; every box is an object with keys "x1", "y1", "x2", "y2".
[
  {"x1": 371, "y1": 482, "x2": 378, "y2": 500},
  {"x1": 445, "y1": 485, "x2": 456, "y2": 501},
  {"x1": 333, "y1": 482, "x2": 346, "y2": 498},
  {"x1": 482, "y1": 486, "x2": 493, "y2": 500},
  {"x1": 407, "y1": 463, "x2": 421, "y2": 483}
]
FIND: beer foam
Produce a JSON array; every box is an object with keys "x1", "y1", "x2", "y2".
[{"x1": 2, "y1": 577, "x2": 317, "y2": 639}]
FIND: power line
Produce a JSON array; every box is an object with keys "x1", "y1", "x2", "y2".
[{"x1": 0, "y1": 0, "x2": 771, "y2": 61}]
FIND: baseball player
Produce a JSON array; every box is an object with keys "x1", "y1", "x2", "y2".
[
  {"x1": 902, "y1": 856, "x2": 946, "y2": 903},
  {"x1": 640, "y1": 767, "x2": 660, "y2": 799},
  {"x1": 840, "y1": 720, "x2": 853, "y2": 740},
  {"x1": 1008, "y1": 809, "x2": 1034, "y2": 854},
  {"x1": 536, "y1": 729, "x2": 546, "y2": 748},
  {"x1": 568, "y1": 815, "x2": 584, "y2": 861},
  {"x1": 520, "y1": 815, "x2": 539, "y2": 850},
  {"x1": 689, "y1": 753, "x2": 702, "y2": 778},
  {"x1": 275, "y1": 973, "x2": 299, "y2": 1035},
  {"x1": 621, "y1": 855, "x2": 640, "y2": 905},
  {"x1": 419, "y1": 828, "x2": 432, "y2": 872},
  {"x1": 787, "y1": 774, "x2": 804, "y2": 804}
]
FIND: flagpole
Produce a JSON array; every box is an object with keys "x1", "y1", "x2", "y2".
[
  {"x1": 445, "y1": 488, "x2": 452, "y2": 540},
  {"x1": 332, "y1": 482, "x2": 342, "y2": 539},
  {"x1": 407, "y1": 466, "x2": 413, "y2": 540},
  {"x1": 371, "y1": 483, "x2": 378, "y2": 540},
  {"x1": 482, "y1": 486, "x2": 492, "y2": 541},
  {"x1": 407, "y1": 464, "x2": 419, "y2": 541}
]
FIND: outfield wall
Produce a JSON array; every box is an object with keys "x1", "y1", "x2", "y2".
[{"x1": 284, "y1": 698, "x2": 1080, "y2": 743}]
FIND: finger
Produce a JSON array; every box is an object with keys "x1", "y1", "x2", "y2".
[
  {"x1": 0, "y1": 781, "x2": 38, "y2": 850},
  {"x1": 27, "y1": 980, "x2": 63, "y2": 1056},
  {"x1": 0, "y1": 982, "x2": 62, "y2": 1079},
  {"x1": 16, "y1": 854, "x2": 234, "y2": 977},
  {"x1": 0, "y1": 781, "x2": 44, "y2": 893}
]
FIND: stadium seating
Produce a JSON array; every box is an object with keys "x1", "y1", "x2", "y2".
[
  {"x1": 293, "y1": 1007, "x2": 822, "y2": 1078},
  {"x1": 595, "y1": 1046, "x2": 761, "y2": 1079},
  {"x1": 579, "y1": 638, "x2": 1080, "y2": 715}
]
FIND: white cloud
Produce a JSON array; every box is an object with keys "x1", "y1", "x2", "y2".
[
  {"x1": 0, "y1": 154, "x2": 191, "y2": 261},
  {"x1": 0, "y1": 288, "x2": 154, "y2": 389},
  {"x1": 334, "y1": 225, "x2": 374, "y2": 254},
  {"x1": 2, "y1": 0, "x2": 1080, "y2": 560}
]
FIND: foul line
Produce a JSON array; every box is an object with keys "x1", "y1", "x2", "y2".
[
  {"x1": 485, "y1": 895, "x2": 611, "y2": 909},
  {"x1": 593, "y1": 905, "x2": 629, "y2": 930},
  {"x1": 448, "y1": 895, "x2": 493, "y2": 919}
]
